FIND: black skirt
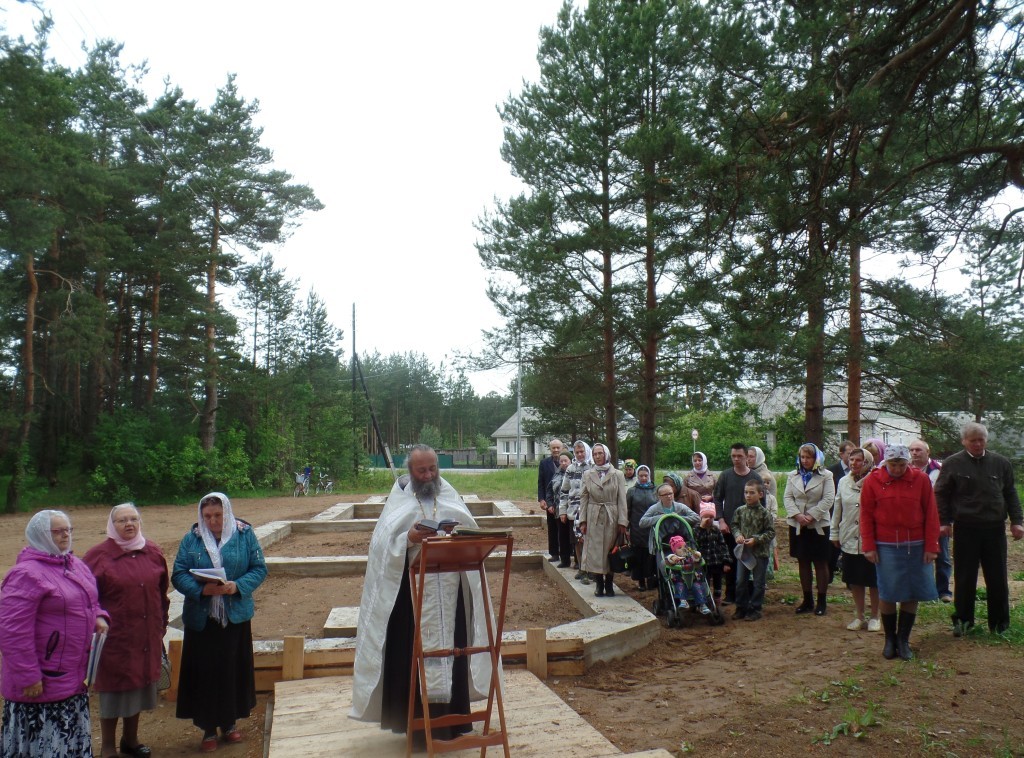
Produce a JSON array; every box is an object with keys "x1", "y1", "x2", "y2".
[
  {"x1": 175, "y1": 619, "x2": 257, "y2": 732},
  {"x1": 379, "y1": 563, "x2": 471, "y2": 741},
  {"x1": 788, "y1": 525, "x2": 832, "y2": 562},
  {"x1": 841, "y1": 551, "x2": 878, "y2": 588}
]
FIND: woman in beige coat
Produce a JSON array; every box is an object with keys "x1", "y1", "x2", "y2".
[
  {"x1": 579, "y1": 443, "x2": 628, "y2": 598},
  {"x1": 784, "y1": 443, "x2": 835, "y2": 615}
]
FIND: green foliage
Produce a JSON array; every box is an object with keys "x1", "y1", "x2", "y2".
[{"x1": 658, "y1": 401, "x2": 762, "y2": 469}]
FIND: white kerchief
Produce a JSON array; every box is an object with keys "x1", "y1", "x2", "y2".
[{"x1": 197, "y1": 491, "x2": 236, "y2": 627}]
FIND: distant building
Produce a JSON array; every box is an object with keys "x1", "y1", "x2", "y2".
[
  {"x1": 743, "y1": 383, "x2": 922, "y2": 455},
  {"x1": 491, "y1": 407, "x2": 546, "y2": 467}
]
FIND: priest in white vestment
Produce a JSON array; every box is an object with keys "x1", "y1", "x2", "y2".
[{"x1": 350, "y1": 445, "x2": 498, "y2": 739}]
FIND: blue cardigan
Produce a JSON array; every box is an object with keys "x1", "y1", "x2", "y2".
[{"x1": 171, "y1": 520, "x2": 267, "y2": 631}]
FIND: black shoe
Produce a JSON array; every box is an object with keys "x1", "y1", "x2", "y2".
[
  {"x1": 745, "y1": 611, "x2": 762, "y2": 622},
  {"x1": 815, "y1": 599, "x2": 827, "y2": 616},
  {"x1": 605, "y1": 574, "x2": 616, "y2": 597},
  {"x1": 548, "y1": 555, "x2": 560, "y2": 562},
  {"x1": 558, "y1": 561, "x2": 571, "y2": 568},
  {"x1": 594, "y1": 575, "x2": 605, "y2": 597},
  {"x1": 881, "y1": 613, "x2": 898, "y2": 659},
  {"x1": 734, "y1": 608, "x2": 747, "y2": 620},
  {"x1": 795, "y1": 599, "x2": 814, "y2": 614},
  {"x1": 120, "y1": 741, "x2": 152, "y2": 758}
]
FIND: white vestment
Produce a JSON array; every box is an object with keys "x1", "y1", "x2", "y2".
[{"x1": 350, "y1": 477, "x2": 498, "y2": 722}]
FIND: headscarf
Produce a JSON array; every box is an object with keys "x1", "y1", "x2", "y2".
[
  {"x1": 663, "y1": 472, "x2": 684, "y2": 496},
  {"x1": 571, "y1": 440, "x2": 593, "y2": 465},
  {"x1": 750, "y1": 446, "x2": 767, "y2": 470},
  {"x1": 591, "y1": 442, "x2": 613, "y2": 478},
  {"x1": 863, "y1": 437, "x2": 886, "y2": 468},
  {"x1": 25, "y1": 509, "x2": 72, "y2": 556},
  {"x1": 691, "y1": 452, "x2": 709, "y2": 475},
  {"x1": 107, "y1": 502, "x2": 146, "y2": 552},
  {"x1": 635, "y1": 464, "x2": 655, "y2": 489},
  {"x1": 197, "y1": 491, "x2": 237, "y2": 627},
  {"x1": 797, "y1": 442, "x2": 824, "y2": 486},
  {"x1": 850, "y1": 448, "x2": 874, "y2": 481}
]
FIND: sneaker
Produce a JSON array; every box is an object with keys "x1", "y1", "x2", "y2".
[
  {"x1": 579, "y1": 574, "x2": 591, "y2": 585},
  {"x1": 678, "y1": 597, "x2": 689, "y2": 609},
  {"x1": 867, "y1": 617, "x2": 882, "y2": 632},
  {"x1": 953, "y1": 619, "x2": 973, "y2": 638},
  {"x1": 745, "y1": 611, "x2": 762, "y2": 622},
  {"x1": 698, "y1": 604, "x2": 712, "y2": 616},
  {"x1": 574, "y1": 571, "x2": 584, "y2": 580},
  {"x1": 846, "y1": 618, "x2": 865, "y2": 631},
  {"x1": 940, "y1": 593, "x2": 952, "y2": 603}
]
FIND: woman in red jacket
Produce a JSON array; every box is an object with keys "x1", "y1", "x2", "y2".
[
  {"x1": 84, "y1": 504, "x2": 170, "y2": 758},
  {"x1": 860, "y1": 444, "x2": 939, "y2": 661}
]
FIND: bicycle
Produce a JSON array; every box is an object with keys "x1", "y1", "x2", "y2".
[
  {"x1": 315, "y1": 472, "x2": 334, "y2": 494},
  {"x1": 293, "y1": 472, "x2": 309, "y2": 497}
]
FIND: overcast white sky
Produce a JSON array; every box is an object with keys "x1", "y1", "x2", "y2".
[{"x1": 4, "y1": 0, "x2": 569, "y2": 395}]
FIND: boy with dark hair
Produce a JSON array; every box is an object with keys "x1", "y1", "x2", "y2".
[{"x1": 731, "y1": 480, "x2": 775, "y2": 621}]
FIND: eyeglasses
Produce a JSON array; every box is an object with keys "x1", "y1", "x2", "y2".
[
  {"x1": 201, "y1": 497, "x2": 222, "y2": 507},
  {"x1": 50, "y1": 528, "x2": 73, "y2": 536},
  {"x1": 114, "y1": 517, "x2": 140, "y2": 525}
]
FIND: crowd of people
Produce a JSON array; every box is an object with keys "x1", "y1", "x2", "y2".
[
  {"x1": 0, "y1": 422, "x2": 1019, "y2": 753},
  {"x1": 536, "y1": 422, "x2": 1023, "y2": 659}
]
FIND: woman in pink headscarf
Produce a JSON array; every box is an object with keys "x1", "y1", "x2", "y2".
[{"x1": 84, "y1": 504, "x2": 169, "y2": 758}]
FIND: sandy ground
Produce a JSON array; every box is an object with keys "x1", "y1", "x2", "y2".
[{"x1": 0, "y1": 494, "x2": 1023, "y2": 756}]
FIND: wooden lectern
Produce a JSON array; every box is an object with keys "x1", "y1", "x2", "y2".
[{"x1": 406, "y1": 534, "x2": 513, "y2": 757}]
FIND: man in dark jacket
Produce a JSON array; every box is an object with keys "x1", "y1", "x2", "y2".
[
  {"x1": 537, "y1": 438, "x2": 564, "y2": 562},
  {"x1": 934, "y1": 422, "x2": 1024, "y2": 635}
]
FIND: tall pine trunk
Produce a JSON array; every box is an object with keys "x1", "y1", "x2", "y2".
[
  {"x1": 6, "y1": 254, "x2": 39, "y2": 512},
  {"x1": 199, "y1": 206, "x2": 220, "y2": 452}
]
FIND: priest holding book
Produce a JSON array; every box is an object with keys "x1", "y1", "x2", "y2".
[{"x1": 351, "y1": 444, "x2": 500, "y2": 745}]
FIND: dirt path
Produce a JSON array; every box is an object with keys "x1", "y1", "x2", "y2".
[{"x1": 0, "y1": 496, "x2": 1022, "y2": 756}]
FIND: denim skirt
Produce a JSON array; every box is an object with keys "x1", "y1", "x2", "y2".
[{"x1": 875, "y1": 541, "x2": 939, "y2": 603}]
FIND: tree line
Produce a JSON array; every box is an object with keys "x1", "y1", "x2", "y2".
[
  {"x1": 478, "y1": 0, "x2": 1024, "y2": 467},
  {"x1": 0, "y1": 22, "x2": 514, "y2": 510}
]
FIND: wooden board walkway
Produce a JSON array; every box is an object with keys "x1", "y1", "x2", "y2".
[{"x1": 267, "y1": 669, "x2": 665, "y2": 757}]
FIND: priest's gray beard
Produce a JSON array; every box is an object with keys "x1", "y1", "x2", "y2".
[{"x1": 410, "y1": 475, "x2": 441, "y2": 501}]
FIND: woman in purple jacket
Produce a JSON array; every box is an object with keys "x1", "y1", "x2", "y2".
[{"x1": 0, "y1": 510, "x2": 109, "y2": 757}]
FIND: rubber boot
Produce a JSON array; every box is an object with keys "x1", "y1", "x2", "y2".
[
  {"x1": 594, "y1": 574, "x2": 605, "y2": 597},
  {"x1": 604, "y1": 574, "x2": 615, "y2": 597},
  {"x1": 815, "y1": 592, "x2": 828, "y2": 616},
  {"x1": 896, "y1": 611, "x2": 916, "y2": 661},
  {"x1": 795, "y1": 591, "x2": 814, "y2": 614},
  {"x1": 881, "y1": 613, "x2": 898, "y2": 659}
]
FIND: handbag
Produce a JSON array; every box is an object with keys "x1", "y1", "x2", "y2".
[
  {"x1": 157, "y1": 644, "x2": 172, "y2": 691},
  {"x1": 609, "y1": 532, "x2": 635, "y2": 574}
]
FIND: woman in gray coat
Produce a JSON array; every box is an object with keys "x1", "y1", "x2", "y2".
[{"x1": 579, "y1": 443, "x2": 628, "y2": 598}]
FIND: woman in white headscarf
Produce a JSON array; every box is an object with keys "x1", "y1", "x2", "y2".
[
  {"x1": 0, "y1": 510, "x2": 109, "y2": 757},
  {"x1": 684, "y1": 452, "x2": 717, "y2": 499},
  {"x1": 579, "y1": 443, "x2": 629, "y2": 597},
  {"x1": 171, "y1": 493, "x2": 267, "y2": 752},
  {"x1": 84, "y1": 504, "x2": 169, "y2": 758},
  {"x1": 559, "y1": 440, "x2": 593, "y2": 583},
  {"x1": 784, "y1": 443, "x2": 835, "y2": 615}
]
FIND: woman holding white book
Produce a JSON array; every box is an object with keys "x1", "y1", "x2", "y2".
[{"x1": 171, "y1": 492, "x2": 267, "y2": 753}]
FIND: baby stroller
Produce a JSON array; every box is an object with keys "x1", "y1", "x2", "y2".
[{"x1": 650, "y1": 513, "x2": 724, "y2": 627}]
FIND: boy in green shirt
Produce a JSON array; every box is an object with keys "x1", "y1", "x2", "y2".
[{"x1": 731, "y1": 481, "x2": 776, "y2": 621}]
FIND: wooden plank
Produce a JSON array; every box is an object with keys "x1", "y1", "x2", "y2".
[
  {"x1": 526, "y1": 627, "x2": 547, "y2": 679},
  {"x1": 165, "y1": 638, "x2": 183, "y2": 702},
  {"x1": 268, "y1": 670, "x2": 623, "y2": 758},
  {"x1": 282, "y1": 635, "x2": 305, "y2": 681}
]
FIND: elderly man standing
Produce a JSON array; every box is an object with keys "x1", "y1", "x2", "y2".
[
  {"x1": 538, "y1": 438, "x2": 565, "y2": 563},
  {"x1": 351, "y1": 445, "x2": 497, "y2": 742},
  {"x1": 909, "y1": 439, "x2": 950, "y2": 602},
  {"x1": 934, "y1": 423, "x2": 1024, "y2": 636}
]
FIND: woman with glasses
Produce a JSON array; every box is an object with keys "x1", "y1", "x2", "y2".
[
  {"x1": 171, "y1": 492, "x2": 267, "y2": 753},
  {"x1": 0, "y1": 510, "x2": 109, "y2": 757},
  {"x1": 84, "y1": 504, "x2": 169, "y2": 758}
]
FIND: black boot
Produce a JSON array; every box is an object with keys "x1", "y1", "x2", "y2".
[
  {"x1": 896, "y1": 611, "x2": 916, "y2": 661},
  {"x1": 881, "y1": 613, "x2": 898, "y2": 659},
  {"x1": 605, "y1": 574, "x2": 615, "y2": 597},
  {"x1": 795, "y1": 591, "x2": 814, "y2": 614},
  {"x1": 594, "y1": 574, "x2": 605, "y2": 597},
  {"x1": 815, "y1": 592, "x2": 828, "y2": 616}
]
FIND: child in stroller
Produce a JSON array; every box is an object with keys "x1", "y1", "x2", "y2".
[
  {"x1": 651, "y1": 512, "x2": 722, "y2": 627},
  {"x1": 666, "y1": 535, "x2": 712, "y2": 615}
]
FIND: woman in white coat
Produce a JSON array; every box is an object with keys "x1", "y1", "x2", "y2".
[
  {"x1": 579, "y1": 443, "x2": 628, "y2": 598},
  {"x1": 784, "y1": 443, "x2": 835, "y2": 615},
  {"x1": 830, "y1": 448, "x2": 880, "y2": 631}
]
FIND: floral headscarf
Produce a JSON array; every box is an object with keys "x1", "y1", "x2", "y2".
[
  {"x1": 797, "y1": 442, "x2": 824, "y2": 486},
  {"x1": 864, "y1": 438, "x2": 887, "y2": 468},
  {"x1": 663, "y1": 472, "x2": 684, "y2": 497}
]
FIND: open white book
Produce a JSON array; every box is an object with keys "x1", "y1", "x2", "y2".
[{"x1": 190, "y1": 567, "x2": 227, "y2": 584}]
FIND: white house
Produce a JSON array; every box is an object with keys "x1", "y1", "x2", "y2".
[
  {"x1": 744, "y1": 383, "x2": 922, "y2": 455},
  {"x1": 491, "y1": 407, "x2": 547, "y2": 467}
]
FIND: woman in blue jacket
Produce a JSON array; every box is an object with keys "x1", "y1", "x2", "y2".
[{"x1": 172, "y1": 492, "x2": 267, "y2": 753}]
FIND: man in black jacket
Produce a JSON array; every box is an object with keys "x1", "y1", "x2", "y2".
[
  {"x1": 934, "y1": 422, "x2": 1023, "y2": 635},
  {"x1": 537, "y1": 438, "x2": 565, "y2": 562}
]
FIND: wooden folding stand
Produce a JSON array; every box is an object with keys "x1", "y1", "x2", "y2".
[{"x1": 406, "y1": 534, "x2": 513, "y2": 757}]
